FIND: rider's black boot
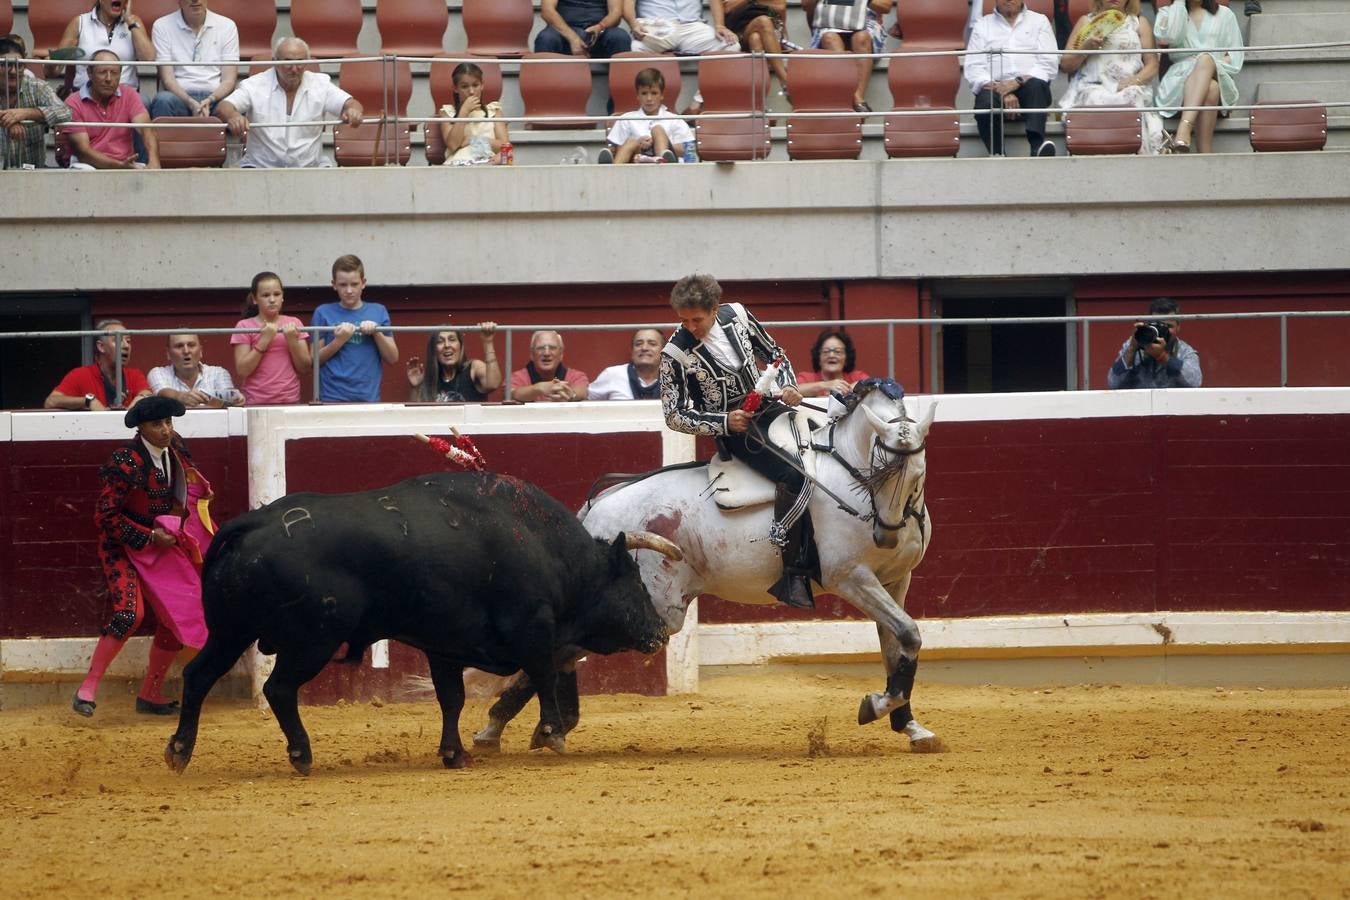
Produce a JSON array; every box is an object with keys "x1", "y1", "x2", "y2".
[{"x1": 768, "y1": 485, "x2": 815, "y2": 610}]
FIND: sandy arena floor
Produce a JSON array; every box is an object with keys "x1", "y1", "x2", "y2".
[{"x1": 2, "y1": 671, "x2": 1347, "y2": 899}]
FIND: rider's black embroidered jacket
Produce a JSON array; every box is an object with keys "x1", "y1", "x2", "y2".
[{"x1": 659, "y1": 303, "x2": 797, "y2": 437}]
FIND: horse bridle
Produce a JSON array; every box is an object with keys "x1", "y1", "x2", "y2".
[{"x1": 812, "y1": 416, "x2": 928, "y2": 543}]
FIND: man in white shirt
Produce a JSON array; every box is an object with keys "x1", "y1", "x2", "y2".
[
  {"x1": 964, "y1": 0, "x2": 1059, "y2": 157},
  {"x1": 147, "y1": 0, "x2": 240, "y2": 119},
  {"x1": 215, "y1": 37, "x2": 363, "y2": 168},
  {"x1": 588, "y1": 329, "x2": 665, "y2": 400},
  {"x1": 148, "y1": 332, "x2": 245, "y2": 407},
  {"x1": 625, "y1": 0, "x2": 738, "y2": 55}
]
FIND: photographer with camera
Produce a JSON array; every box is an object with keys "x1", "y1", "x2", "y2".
[{"x1": 1107, "y1": 298, "x2": 1203, "y2": 389}]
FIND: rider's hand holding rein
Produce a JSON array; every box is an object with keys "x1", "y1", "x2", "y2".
[{"x1": 781, "y1": 386, "x2": 803, "y2": 407}]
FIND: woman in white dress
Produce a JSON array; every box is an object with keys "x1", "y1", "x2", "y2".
[
  {"x1": 1153, "y1": 0, "x2": 1244, "y2": 153},
  {"x1": 1059, "y1": 0, "x2": 1165, "y2": 155}
]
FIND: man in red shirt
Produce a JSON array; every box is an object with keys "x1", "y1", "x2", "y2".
[
  {"x1": 45, "y1": 320, "x2": 153, "y2": 410},
  {"x1": 63, "y1": 49, "x2": 160, "y2": 169}
]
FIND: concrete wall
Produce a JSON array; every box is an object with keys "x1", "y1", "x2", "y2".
[{"x1": 5, "y1": 151, "x2": 1348, "y2": 293}]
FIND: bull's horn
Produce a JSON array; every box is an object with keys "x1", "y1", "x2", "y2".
[{"x1": 625, "y1": 531, "x2": 684, "y2": 562}]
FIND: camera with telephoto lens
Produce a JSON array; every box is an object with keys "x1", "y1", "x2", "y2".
[{"x1": 1134, "y1": 320, "x2": 1172, "y2": 347}]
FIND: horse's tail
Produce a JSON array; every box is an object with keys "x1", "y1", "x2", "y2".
[{"x1": 578, "y1": 460, "x2": 709, "y2": 520}]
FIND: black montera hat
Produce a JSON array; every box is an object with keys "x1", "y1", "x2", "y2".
[{"x1": 124, "y1": 396, "x2": 187, "y2": 428}]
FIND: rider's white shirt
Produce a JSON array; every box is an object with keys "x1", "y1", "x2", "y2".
[{"x1": 701, "y1": 325, "x2": 743, "y2": 371}]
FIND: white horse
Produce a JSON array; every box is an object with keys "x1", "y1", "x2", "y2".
[{"x1": 475, "y1": 379, "x2": 943, "y2": 753}]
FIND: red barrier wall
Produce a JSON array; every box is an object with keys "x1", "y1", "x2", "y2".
[{"x1": 699, "y1": 412, "x2": 1350, "y2": 624}]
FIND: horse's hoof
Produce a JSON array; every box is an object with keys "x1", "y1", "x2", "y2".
[
  {"x1": 164, "y1": 738, "x2": 191, "y2": 773},
  {"x1": 910, "y1": 735, "x2": 948, "y2": 754},
  {"x1": 442, "y1": 749, "x2": 474, "y2": 769},
  {"x1": 857, "y1": 694, "x2": 881, "y2": 726}
]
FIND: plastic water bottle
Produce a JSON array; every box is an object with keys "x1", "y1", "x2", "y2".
[{"x1": 682, "y1": 140, "x2": 698, "y2": 163}]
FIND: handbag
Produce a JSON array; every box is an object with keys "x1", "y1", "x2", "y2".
[{"x1": 814, "y1": 0, "x2": 868, "y2": 33}]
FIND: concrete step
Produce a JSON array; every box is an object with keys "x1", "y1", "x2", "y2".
[{"x1": 1248, "y1": 13, "x2": 1350, "y2": 63}]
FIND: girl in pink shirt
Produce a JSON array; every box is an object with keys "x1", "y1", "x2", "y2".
[{"x1": 231, "y1": 272, "x2": 312, "y2": 404}]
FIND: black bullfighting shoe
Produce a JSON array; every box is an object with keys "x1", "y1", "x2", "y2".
[
  {"x1": 71, "y1": 694, "x2": 96, "y2": 717},
  {"x1": 135, "y1": 697, "x2": 181, "y2": 715}
]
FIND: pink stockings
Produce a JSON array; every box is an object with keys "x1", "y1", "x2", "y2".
[{"x1": 77, "y1": 624, "x2": 183, "y2": 705}]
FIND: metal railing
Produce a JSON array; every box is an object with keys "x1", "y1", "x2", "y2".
[{"x1": 4, "y1": 309, "x2": 1347, "y2": 407}]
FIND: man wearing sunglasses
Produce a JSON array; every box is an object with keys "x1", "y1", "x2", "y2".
[
  {"x1": 0, "y1": 35, "x2": 72, "y2": 169},
  {"x1": 147, "y1": 0, "x2": 239, "y2": 119}
]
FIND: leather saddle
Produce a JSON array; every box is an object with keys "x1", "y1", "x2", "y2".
[{"x1": 707, "y1": 406, "x2": 829, "y2": 509}]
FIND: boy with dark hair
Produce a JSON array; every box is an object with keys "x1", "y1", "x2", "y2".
[
  {"x1": 312, "y1": 254, "x2": 399, "y2": 402},
  {"x1": 598, "y1": 67, "x2": 695, "y2": 164}
]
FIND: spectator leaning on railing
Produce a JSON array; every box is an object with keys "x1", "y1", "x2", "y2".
[
  {"x1": 214, "y1": 37, "x2": 362, "y2": 169},
  {"x1": 1, "y1": 35, "x2": 72, "y2": 169},
  {"x1": 45, "y1": 320, "x2": 153, "y2": 411},
  {"x1": 965, "y1": 0, "x2": 1059, "y2": 158},
  {"x1": 510, "y1": 330, "x2": 591, "y2": 402},
  {"x1": 148, "y1": 331, "x2": 245, "y2": 408},
  {"x1": 63, "y1": 50, "x2": 160, "y2": 169},
  {"x1": 313, "y1": 255, "x2": 398, "y2": 403},
  {"x1": 231, "y1": 271, "x2": 312, "y2": 405},
  {"x1": 147, "y1": 0, "x2": 240, "y2": 119}
]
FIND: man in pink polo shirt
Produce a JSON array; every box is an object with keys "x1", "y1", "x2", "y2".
[
  {"x1": 63, "y1": 50, "x2": 160, "y2": 169},
  {"x1": 509, "y1": 330, "x2": 591, "y2": 403}
]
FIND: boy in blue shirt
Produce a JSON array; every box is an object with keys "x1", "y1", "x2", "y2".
[{"x1": 312, "y1": 254, "x2": 399, "y2": 401}]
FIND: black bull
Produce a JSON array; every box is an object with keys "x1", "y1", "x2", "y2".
[{"x1": 164, "y1": 472, "x2": 679, "y2": 774}]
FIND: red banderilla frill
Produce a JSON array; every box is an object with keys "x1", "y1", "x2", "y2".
[{"x1": 415, "y1": 428, "x2": 487, "y2": 471}]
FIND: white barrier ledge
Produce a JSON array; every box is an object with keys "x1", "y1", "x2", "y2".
[{"x1": 696, "y1": 612, "x2": 1350, "y2": 667}]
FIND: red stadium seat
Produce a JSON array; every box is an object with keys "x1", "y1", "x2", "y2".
[
  {"x1": 786, "y1": 50, "x2": 863, "y2": 161},
  {"x1": 897, "y1": 0, "x2": 969, "y2": 50},
  {"x1": 376, "y1": 0, "x2": 450, "y2": 57},
  {"x1": 334, "y1": 121, "x2": 413, "y2": 166},
  {"x1": 290, "y1": 0, "x2": 363, "y2": 58},
  {"x1": 608, "y1": 53, "x2": 682, "y2": 116},
  {"x1": 1063, "y1": 105, "x2": 1143, "y2": 155},
  {"x1": 462, "y1": 0, "x2": 534, "y2": 59},
  {"x1": 152, "y1": 116, "x2": 227, "y2": 167},
  {"x1": 0, "y1": 1, "x2": 13, "y2": 39},
  {"x1": 694, "y1": 52, "x2": 771, "y2": 161},
  {"x1": 519, "y1": 52, "x2": 595, "y2": 129},
  {"x1": 883, "y1": 107, "x2": 960, "y2": 158},
  {"x1": 210, "y1": 0, "x2": 278, "y2": 61},
  {"x1": 1249, "y1": 101, "x2": 1327, "y2": 152},
  {"x1": 887, "y1": 51, "x2": 961, "y2": 109},
  {"x1": 429, "y1": 57, "x2": 503, "y2": 112},
  {"x1": 138, "y1": 0, "x2": 178, "y2": 42},
  {"x1": 25, "y1": 0, "x2": 88, "y2": 55},
  {"x1": 338, "y1": 57, "x2": 414, "y2": 116}
]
